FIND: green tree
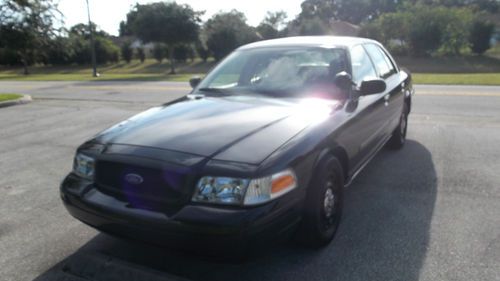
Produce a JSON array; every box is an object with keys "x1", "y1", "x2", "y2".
[
  {"x1": 295, "y1": 0, "x2": 498, "y2": 28},
  {"x1": 67, "y1": 23, "x2": 119, "y2": 65},
  {"x1": 257, "y1": 23, "x2": 279, "y2": 39},
  {"x1": 46, "y1": 36, "x2": 74, "y2": 65},
  {"x1": 411, "y1": 0, "x2": 499, "y2": 13},
  {"x1": 0, "y1": 0, "x2": 62, "y2": 74},
  {"x1": 195, "y1": 40, "x2": 210, "y2": 62},
  {"x1": 0, "y1": 47, "x2": 20, "y2": 65},
  {"x1": 360, "y1": 4, "x2": 477, "y2": 56},
  {"x1": 257, "y1": 11, "x2": 288, "y2": 39},
  {"x1": 359, "y1": 12, "x2": 409, "y2": 54},
  {"x1": 173, "y1": 45, "x2": 193, "y2": 63},
  {"x1": 121, "y1": 41, "x2": 133, "y2": 63},
  {"x1": 119, "y1": 20, "x2": 132, "y2": 37},
  {"x1": 136, "y1": 47, "x2": 146, "y2": 63},
  {"x1": 469, "y1": 19, "x2": 495, "y2": 54},
  {"x1": 152, "y1": 43, "x2": 165, "y2": 63},
  {"x1": 263, "y1": 11, "x2": 288, "y2": 30},
  {"x1": 125, "y1": 2, "x2": 202, "y2": 74},
  {"x1": 359, "y1": 21, "x2": 386, "y2": 43},
  {"x1": 438, "y1": 7, "x2": 474, "y2": 55},
  {"x1": 297, "y1": 0, "x2": 402, "y2": 25},
  {"x1": 204, "y1": 10, "x2": 259, "y2": 60},
  {"x1": 95, "y1": 36, "x2": 119, "y2": 63},
  {"x1": 298, "y1": 16, "x2": 329, "y2": 35},
  {"x1": 408, "y1": 10, "x2": 444, "y2": 56}
]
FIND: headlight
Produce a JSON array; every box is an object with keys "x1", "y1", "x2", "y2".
[
  {"x1": 192, "y1": 169, "x2": 297, "y2": 206},
  {"x1": 192, "y1": 177, "x2": 249, "y2": 205},
  {"x1": 73, "y1": 153, "x2": 95, "y2": 180}
]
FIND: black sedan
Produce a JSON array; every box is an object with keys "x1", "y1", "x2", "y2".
[{"x1": 60, "y1": 36, "x2": 413, "y2": 251}]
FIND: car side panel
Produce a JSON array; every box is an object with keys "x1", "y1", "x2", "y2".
[
  {"x1": 382, "y1": 74, "x2": 405, "y2": 136},
  {"x1": 337, "y1": 93, "x2": 388, "y2": 173}
]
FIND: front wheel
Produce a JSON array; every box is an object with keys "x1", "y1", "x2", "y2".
[
  {"x1": 388, "y1": 103, "x2": 408, "y2": 149},
  {"x1": 296, "y1": 156, "x2": 343, "y2": 248}
]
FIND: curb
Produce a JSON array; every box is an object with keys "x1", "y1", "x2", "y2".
[{"x1": 0, "y1": 95, "x2": 32, "y2": 108}]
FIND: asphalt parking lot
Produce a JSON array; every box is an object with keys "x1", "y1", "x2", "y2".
[{"x1": 1, "y1": 81, "x2": 499, "y2": 281}]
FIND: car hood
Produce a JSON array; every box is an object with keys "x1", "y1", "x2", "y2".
[{"x1": 94, "y1": 95, "x2": 338, "y2": 165}]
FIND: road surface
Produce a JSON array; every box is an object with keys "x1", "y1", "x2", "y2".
[{"x1": 0, "y1": 81, "x2": 499, "y2": 281}]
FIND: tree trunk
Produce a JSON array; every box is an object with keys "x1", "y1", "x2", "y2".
[
  {"x1": 22, "y1": 59, "x2": 29, "y2": 75},
  {"x1": 168, "y1": 45, "x2": 176, "y2": 74},
  {"x1": 18, "y1": 51, "x2": 30, "y2": 75}
]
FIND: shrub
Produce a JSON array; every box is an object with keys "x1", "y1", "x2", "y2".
[
  {"x1": 121, "y1": 41, "x2": 133, "y2": 63},
  {"x1": 195, "y1": 40, "x2": 210, "y2": 62},
  {"x1": 173, "y1": 45, "x2": 194, "y2": 63},
  {"x1": 152, "y1": 43, "x2": 165, "y2": 63},
  {"x1": 359, "y1": 22, "x2": 385, "y2": 44},
  {"x1": 0, "y1": 48, "x2": 20, "y2": 65},
  {"x1": 438, "y1": 7, "x2": 474, "y2": 56},
  {"x1": 469, "y1": 19, "x2": 495, "y2": 55},
  {"x1": 136, "y1": 47, "x2": 146, "y2": 63},
  {"x1": 45, "y1": 37, "x2": 75, "y2": 65},
  {"x1": 95, "y1": 37, "x2": 120, "y2": 64},
  {"x1": 360, "y1": 5, "x2": 476, "y2": 57}
]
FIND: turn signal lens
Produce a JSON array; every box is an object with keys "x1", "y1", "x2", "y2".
[
  {"x1": 271, "y1": 172, "x2": 297, "y2": 196},
  {"x1": 244, "y1": 169, "x2": 297, "y2": 205},
  {"x1": 73, "y1": 153, "x2": 95, "y2": 180}
]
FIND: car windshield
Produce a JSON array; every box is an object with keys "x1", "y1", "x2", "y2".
[{"x1": 197, "y1": 47, "x2": 349, "y2": 98}]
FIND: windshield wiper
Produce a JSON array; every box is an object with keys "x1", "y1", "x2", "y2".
[
  {"x1": 197, "y1": 86, "x2": 289, "y2": 98},
  {"x1": 247, "y1": 87, "x2": 292, "y2": 97},
  {"x1": 197, "y1": 87, "x2": 231, "y2": 95}
]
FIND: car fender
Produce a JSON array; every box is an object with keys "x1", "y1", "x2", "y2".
[{"x1": 310, "y1": 145, "x2": 349, "y2": 188}]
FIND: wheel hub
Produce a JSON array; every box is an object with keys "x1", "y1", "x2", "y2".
[{"x1": 324, "y1": 187, "x2": 335, "y2": 218}]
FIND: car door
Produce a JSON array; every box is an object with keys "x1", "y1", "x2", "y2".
[
  {"x1": 342, "y1": 44, "x2": 388, "y2": 171},
  {"x1": 363, "y1": 43, "x2": 405, "y2": 138}
]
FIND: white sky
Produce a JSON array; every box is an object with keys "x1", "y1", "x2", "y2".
[{"x1": 58, "y1": 0, "x2": 303, "y2": 36}]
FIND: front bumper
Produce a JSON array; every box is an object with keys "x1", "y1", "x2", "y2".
[{"x1": 60, "y1": 174, "x2": 302, "y2": 252}]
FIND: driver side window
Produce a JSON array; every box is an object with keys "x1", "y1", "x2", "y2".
[{"x1": 350, "y1": 45, "x2": 377, "y2": 86}]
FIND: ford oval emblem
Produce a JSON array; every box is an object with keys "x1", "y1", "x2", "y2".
[{"x1": 125, "y1": 173, "x2": 143, "y2": 185}]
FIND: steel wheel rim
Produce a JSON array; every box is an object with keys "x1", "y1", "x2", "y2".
[
  {"x1": 322, "y1": 175, "x2": 339, "y2": 230},
  {"x1": 324, "y1": 187, "x2": 335, "y2": 218}
]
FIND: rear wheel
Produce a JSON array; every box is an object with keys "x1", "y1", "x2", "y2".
[
  {"x1": 296, "y1": 156, "x2": 343, "y2": 248},
  {"x1": 388, "y1": 103, "x2": 409, "y2": 149}
]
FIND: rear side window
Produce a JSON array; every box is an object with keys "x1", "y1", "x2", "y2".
[
  {"x1": 350, "y1": 45, "x2": 377, "y2": 85},
  {"x1": 364, "y1": 44, "x2": 396, "y2": 79}
]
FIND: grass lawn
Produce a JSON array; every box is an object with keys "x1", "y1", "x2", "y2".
[
  {"x1": 0, "y1": 93, "x2": 22, "y2": 102},
  {"x1": 0, "y1": 58, "x2": 211, "y2": 82},
  {"x1": 413, "y1": 73, "x2": 500, "y2": 85},
  {"x1": 0, "y1": 73, "x2": 200, "y2": 82}
]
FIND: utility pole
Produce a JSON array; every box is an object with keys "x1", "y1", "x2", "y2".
[{"x1": 85, "y1": 0, "x2": 98, "y2": 77}]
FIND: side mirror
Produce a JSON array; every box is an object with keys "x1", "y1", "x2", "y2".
[
  {"x1": 359, "y1": 78, "x2": 386, "y2": 95},
  {"x1": 189, "y1": 77, "x2": 202, "y2": 89},
  {"x1": 334, "y1": 71, "x2": 353, "y2": 91}
]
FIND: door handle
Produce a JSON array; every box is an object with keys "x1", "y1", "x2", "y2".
[{"x1": 384, "y1": 94, "x2": 390, "y2": 106}]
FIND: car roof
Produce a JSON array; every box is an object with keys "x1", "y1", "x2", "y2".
[{"x1": 238, "y1": 36, "x2": 379, "y2": 50}]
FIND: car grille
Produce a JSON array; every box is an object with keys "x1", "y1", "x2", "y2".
[{"x1": 95, "y1": 160, "x2": 193, "y2": 213}]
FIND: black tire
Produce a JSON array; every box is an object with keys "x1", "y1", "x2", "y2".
[
  {"x1": 388, "y1": 103, "x2": 409, "y2": 149},
  {"x1": 296, "y1": 155, "x2": 344, "y2": 248}
]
